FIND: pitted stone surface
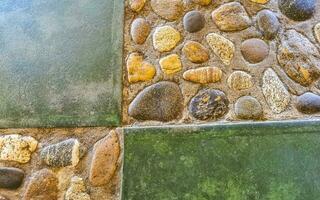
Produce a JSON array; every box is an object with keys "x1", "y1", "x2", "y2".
[
  {"x1": 206, "y1": 33, "x2": 235, "y2": 65},
  {"x1": 65, "y1": 176, "x2": 91, "y2": 200},
  {"x1": 227, "y1": 71, "x2": 253, "y2": 91}
]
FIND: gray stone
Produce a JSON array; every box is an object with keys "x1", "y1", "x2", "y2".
[
  {"x1": 235, "y1": 96, "x2": 263, "y2": 120},
  {"x1": 189, "y1": 89, "x2": 229, "y2": 120},
  {"x1": 183, "y1": 11, "x2": 205, "y2": 33},
  {"x1": 279, "y1": 0, "x2": 315, "y2": 21},
  {"x1": 241, "y1": 38, "x2": 269, "y2": 64},
  {"x1": 295, "y1": 92, "x2": 320, "y2": 114},
  {"x1": 257, "y1": 10, "x2": 280, "y2": 40},
  {"x1": 131, "y1": 18, "x2": 151, "y2": 45},
  {"x1": 40, "y1": 139, "x2": 80, "y2": 167},
  {"x1": 129, "y1": 81, "x2": 184, "y2": 122},
  {"x1": 0, "y1": 167, "x2": 24, "y2": 189}
]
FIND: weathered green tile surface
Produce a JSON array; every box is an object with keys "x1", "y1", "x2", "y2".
[
  {"x1": 123, "y1": 120, "x2": 320, "y2": 200},
  {"x1": 0, "y1": 0, "x2": 123, "y2": 127}
]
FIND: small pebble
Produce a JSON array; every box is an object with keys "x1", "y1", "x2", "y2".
[
  {"x1": 153, "y1": 26, "x2": 181, "y2": 52},
  {"x1": 295, "y1": 92, "x2": 320, "y2": 114},
  {"x1": 257, "y1": 10, "x2": 280, "y2": 40},
  {"x1": 129, "y1": 0, "x2": 146, "y2": 12},
  {"x1": 0, "y1": 167, "x2": 24, "y2": 189},
  {"x1": 279, "y1": 0, "x2": 315, "y2": 21},
  {"x1": 241, "y1": 38, "x2": 269, "y2": 64},
  {"x1": 206, "y1": 33, "x2": 235, "y2": 65},
  {"x1": 183, "y1": 67, "x2": 222, "y2": 84},
  {"x1": 151, "y1": 0, "x2": 183, "y2": 21},
  {"x1": 227, "y1": 71, "x2": 253, "y2": 90},
  {"x1": 314, "y1": 23, "x2": 320, "y2": 43},
  {"x1": 183, "y1": 11, "x2": 205, "y2": 33},
  {"x1": 127, "y1": 52, "x2": 156, "y2": 83},
  {"x1": 159, "y1": 54, "x2": 182, "y2": 75},
  {"x1": 65, "y1": 176, "x2": 91, "y2": 200},
  {"x1": 235, "y1": 96, "x2": 263, "y2": 120},
  {"x1": 182, "y1": 41, "x2": 209, "y2": 63},
  {"x1": 130, "y1": 18, "x2": 150, "y2": 44}
]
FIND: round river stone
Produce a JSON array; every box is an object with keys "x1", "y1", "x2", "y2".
[
  {"x1": 295, "y1": 92, "x2": 320, "y2": 114},
  {"x1": 183, "y1": 11, "x2": 205, "y2": 33},
  {"x1": 235, "y1": 96, "x2": 263, "y2": 120},
  {"x1": 241, "y1": 38, "x2": 269, "y2": 64},
  {"x1": 257, "y1": 9, "x2": 280, "y2": 40}
]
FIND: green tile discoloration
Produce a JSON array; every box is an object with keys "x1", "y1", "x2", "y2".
[
  {"x1": 123, "y1": 120, "x2": 320, "y2": 200},
  {"x1": 0, "y1": 0, "x2": 124, "y2": 128}
]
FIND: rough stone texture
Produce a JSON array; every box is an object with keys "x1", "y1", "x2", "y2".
[
  {"x1": 212, "y1": 2, "x2": 252, "y2": 32},
  {"x1": 315, "y1": 23, "x2": 320, "y2": 43},
  {"x1": 40, "y1": 139, "x2": 80, "y2": 167},
  {"x1": 262, "y1": 68, "x2": 290, "y2": 114},
  {"x1": 129, "y1": 82, "x2": 184, "y2": 121},
  {"x1": 23, "y1": 169, "x2": 58, "y2": 200},
  {"x1": 65, "y1": 176, "x2": 91, "y2": 200},
  {"x1": 249, "y1": 0, "x2": 270, "y2": 4},
  {"x1": 193, "y1": 0, "x2": 211, "y2": 6},
  {"x1": 129, "y1": 0, "x2": 146, "y2": 12},
  {"x1": 241, "y1": 38, "x2": 269, "y2": 64},
  {"x1": 206, "y1": 33, "x2": 235, "y2": 65},
  {"x1": 295, "y1": 92, "x2": 320, "y2": 114},
  {"x1": 153, "y1": 26, "x2": 181, "y2": 52},
  {"x1": 159, "y1": 54, "x2": 182, "y2": 75},
  {"x1": 257, "y1": 10, "x2": 280, "y2": 40},
  {"x1": 279, "y1": 0, "x2": 315, "y2": 21},
  {"x1": 89, "y1": 130, "x2": 120, "y2": 186},
  {"x1": 189, "y1": 89, "x2": 229, "y2": 120},
  {"x1": 235, "y1": 96, "x2": 263, "y2": 120},
  {"x1": 151, "y1": 0, "x2": 183, "y2": 21},
  {"x1": 182, "y1": 41, "x2": 209, "y2": 63},
  {"x1": 183, "y1": 11, "x2": 205, "y2": 33},
  {"x1": 277, "y1": 30, "x2": 320, "y2": 86},
  {"x1": 227, "y1": 71, "x2": 253, "y2": 91},
  {"x1": 127, "y1": 53, "x2": 156, "y2": 83},
  {"x1": 130, "y1": 18, "x2": 151, "y2": 45},
  {"x1": 0, "y1": 167, "x2": 24, "y2": 190},
  {"x1": 183, "y1": 67, "x2": 222, "y2": 84},
  {"x1": 0, "y1": 135, "x2": 38, "y2": 163}
]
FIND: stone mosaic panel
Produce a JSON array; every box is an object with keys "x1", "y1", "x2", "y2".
[
  {"x1": 0, "y1": 0, "x2": 124, "y2": 128},
  {"x1": 122, "y1": 120, "x2": 320, "y2": 200}
]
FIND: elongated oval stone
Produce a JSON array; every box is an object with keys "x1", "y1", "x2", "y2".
[
  {"x1": 295, "y1": 92, "x2": 320, "y2": 114},
  {"x1": 0, "y1": 167, "x2": 24, "y2": 189},
  {"x1": 183, "y1": 67, "x2": 222, "y2": 84},
  {"x1": 206, "y1": 33, "x2": 235, "y2": 65},
  {"x1": 279, "y1": 0, "x2": 315, "y2": 21},
  {"x1": 130, "y1": 18, "x2": 151, "y2": 45},
  {"x1": 315, "y1": 23, "x2": 320, "y2": 44}
]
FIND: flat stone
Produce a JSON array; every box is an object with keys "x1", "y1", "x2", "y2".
[
  {"x1": 153, "y1": 26, "x2": 181, "y2": 52},
  {"x1": 315, "y1": 23, "x2": 320, "y2": 43},
  {"x1": 257, "y1": 10, "x2": 280, "y2": 40},
  {"x1": 189, "y1": 89, "x2": 229, "y2": 120},
  {"x1": 65, "y1": 176, "x2": 91, "y2": 200},
  {"x1": 295, "y1": 92, "x2": 320, "y2": 114},
  {"x1": 183, "y1": 67, "x2": 222, "y2": 84},
  {"x1": 129, "y1": 0, "x2": 146, "y2": 12},
  {"x1": 182, "y1": 41, "x2": 209, "y2": 64},
  {"x1": 279, "y1": 0, "x2": 315, "y2": 21},
  {"x1": 277, "y1": 30, "x2": 320, "y2": 86},
  {"x1": 0, "y1": 167, "x2": 24, "y2": 190},
  {"x1": 249, "y1": 0, "x2": 270, "y2": 4},
  {"x1": 183, "y1": 11, "x2": 205, "y2": 33},
  {"x1": 127, "y1": 53, "x2": 156, "y2": 83},
  {"x1": 151, "y1": 0, "x2": 183, "y2": 21},
  {"x1": 159, "y1": 54, "x2": 182, "y2": 75},
  {"x1": 206, "y1": 33, "x2": 235, "y2": 65},
  {"x1": 212, "y1": 2, "x2": 251, "y2": 32},
  {"x1": 89, "y1": 130, "x2": 120, "y2": 186},
  {"x1": 23, "y1": 169, "x2": 58, "y2": 200},
  {"x1": 262, "y1": 68, "x2": 290, "y2": 114},
  {"x1": 193, "y1": 0, "x2": 211, "y2": 6},
  {"x1": 0, "y1": 135, "x2": 38, "y2": 163},
  {"x1": 241, "y1": 38, "x2": 269, "y2": 64},
  {"x1": 40, "y1": 139, "x2": 81, "y2": 167},
  {"x1": 130, "y1": 18, "x2": 151, "y2": 45},
  {"x1": 129, "y1": 81, "x2": 184, "y2": 121},
  {"x1": 227, "y1": 71, "x2": 253, "y2": 90},
  {"x1": 235, "y1": 96, "x2": 263, "y2": 120}
]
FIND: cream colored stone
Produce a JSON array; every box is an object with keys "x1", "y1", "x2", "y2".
[
  {"x1": 193, "y1": 0, "x2": 211, "y2": 6},
  {"x1": 159, "y1": 54, "x2": 182, "y2": 75},
  {"x1": 127, "y1": 53, "x2": 156, "y2": 83},
  {"x1": 227, "y1": 71, "x2": 253, "y2": 90},
  {"x1": 153, "y1": 26, "x2": 181, "y2": 52},
  {"x1": 315, "y1": 23, "x2": 320, "y2": 43},
  {"x1": 206, "y1": 33, "x2": 235, "y2": 65},
  {"x1": 0, "y1": 134, "x2": 37, "y2": 163},
  {"x1": 183, "y1": 67, "x2": 222, "y2": 84},
  {"x1": 129, "y1": 0, "x2": 146, "y2": 12},
  {"x1": 249, "y1": 0, "x2": 270, "y2": 4},
  {"x1": 65, "y1": 176, "x2": 90, "y2": 200}
]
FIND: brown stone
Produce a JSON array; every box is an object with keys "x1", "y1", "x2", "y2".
[
  {"x1": 182, "y1": 41, "x2": 209, "y2": 64},
  {"x1": 159, "y1": 54, "x2": 182, "y2": 75},
  {"x1": 89, "y1": 130, "x2": 120, "y2": 186},
  {"x1": 65, "y1": 176, "x2": 91, "y2": 200},
  {"x1": 130, "y1": 18, "x2": 150, "y2": 45},
  {"x1": 241, "y1": 38, "x2": 269, "y2": 64},
  {"x1": 129, "y1": 0, "x2": 146, "y2": 12},
  {"x1": 227, "y1": 71, "x2": 253, "y2": 90},
  {"x1": 193, "y1": 0, "x2": 211, "y2": 6},
  {"x1": 127, "y1": 53, "x2": 156, "y2": 83},
  {"x1": 151, "y1": 0, "x2": 183, "y2": 21},
  {"x1": 235, "y1": 96, "x2": 263, "y2": 120},
  {"x1": 183, "y1": 67, "x2": 222, "y2": 84}
]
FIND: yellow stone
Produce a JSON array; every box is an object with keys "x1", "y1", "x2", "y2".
[
  {"x1": 159, "y1": 54, "x2": 182, "y2": 75},
  {"x1": 315, "y1": 23, "x2": 320, "y2": 44},
  {"x1": 182, "y1": 41, "x2": 210, "y2": 64},
  {"x1": 183, "y1": 67, "x2": 222, "y2": 84},
  {"x1": 206, "y1": 33, "x2": 235, "y2": 65},
  {"x1": 127, "y1": 53, "x2": 156, "y2": 83},
  {"x1": 249, "y1": 0, "x2": 270, "y2": 4},
  {"x1": 153, "y1": 26, "x2": 181, "y2": 52},
  {"x1": 129, "y1": 0, "x2": 146, "y2": 12},
  {"x1": 193, "y1": 0, "x2": 211, "y2": 6}
]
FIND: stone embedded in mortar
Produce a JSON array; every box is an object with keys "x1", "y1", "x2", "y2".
[
  {"x1": 153, "y1": 26, "x2": 181, "y2": 52},
  {"x1": 40, "y1": 138, "x2": 81, "y2": 167},
  {"x1": 127, "y1": 52, "x2": 156, "y2": 83},
  {"x1": 23, "y1": 169, "x2": 58, "y2": 200},
  {"x1": 315, "y1": 23, "x2": 320, "y2": 43},
  {"x1": 212, "y1": 2, "x2": 252, "y2": 32},
  {"x1": 151, "y1": 0, "x2": 183, "y2": 21},
  {"x1": 257, "y1": 10, "x2": 280, "y2": 40},
  {"x1": 129, "y1": 0, "x2": 146, "y2": 12},
  {"x1": 65, "y1": 176, "x2": 91, "y2": 200},
  {"x1": 0, "y1": 135, "x2": 37, "y2": 164},
  {"x1": 262, "y1": 68, "x2": 290, "y2": 114},
  {"x1": 249, "y1": 0, "x2": 270, "y2": 4},
  {"x1": 279, "y1": 0, "x2": 315, "y2": 21},
  {"x1": 89, "y1": 130, "x2": 120, "y2": 186},
  {"x1": 295, "y1": 92, "x2": 320, "y2": 114},
  {"x1": 193, "y1": 0, "x2": 211, "y2": 6},
  {"x1": 183, "y1": 67, "x2": 222, "y2": 84},
  {"x1": 189, "y1": 89, "x2": 229, "y2": 120},
  {"x1": 277, "y1": 30, "x2": 320, "y2": 86},
  {"x1": 129, "y1": 81, "x2": 184, "y2": 121},
  {"x1": 0, "y1": 167, "x2": 24, "y2": 190},
  {"x1": 130, "y1": 18, "x2": 151, "y2": 45},
  {"x1": 235, "y1": 96, "x2": 263, "y2": 120},
  {"x1": 159, "y1": 54, "x2": 182, "y2": 75},
  {"x1": 206, "y1": 33, "x2": 235, "y2": 65},
  {"x1": 241, "y1": 38, "x2": 269, "y2": 64},
  {"x1": 227, "y1": 71, "x2": 253, "y2": 91},
  {"x1": 182, "y1": 41, "x2": 209, "y2": 64},
  {"x1": 183, "y1": 11, "x2": 205, "y2": 33}
]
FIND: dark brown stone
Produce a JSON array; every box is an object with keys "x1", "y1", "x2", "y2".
[
  {"x1": 0, "y1": 167, "x2": 24, "y2": 189},
  {"x1": 130, "y1": 18, "x2": 151, "y2": 44},
  {"x1": 296, "y1": 92, "x2": 320, "y2": 114},
  {"x1": 183, "y1": 11, "x2": 205, "y2": 33},
  {"x1": 241, "y1": 38, "x2": 269, "y2": 64}
]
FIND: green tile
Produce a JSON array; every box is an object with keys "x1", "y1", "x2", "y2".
[
  {"x1": 123, "y1": 120, "x2": 320, "y2": 200},
  {"x1": 0, "y1": 0, "x2": 123, "y2": 128}
]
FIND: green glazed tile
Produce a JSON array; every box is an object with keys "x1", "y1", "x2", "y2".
[
  {"x1": 0, "y1": 0, "x2": 123, "y2": 128},
  {"x1": 123, "y1": 120, "x2": 320, "y2": 200}
]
